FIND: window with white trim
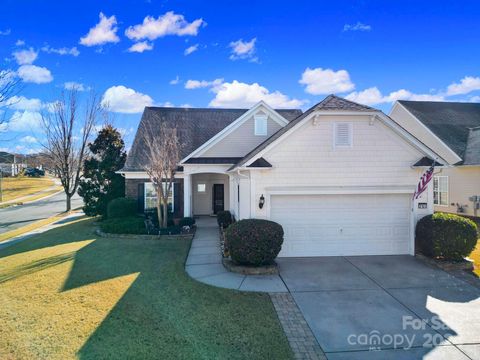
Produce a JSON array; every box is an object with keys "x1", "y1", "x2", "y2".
[
  {"x1": 433, "y1": 176, "x2": 448, "y2": 206},
  {"x1": 334, "y1": 122, "x2": 353, "y2": 147},
  {"x1": 254, "y1": 115, "x2": 268, "y2": 136},
  {"x1": 145, "y1": 182, "x2": 174, "y2": 211}
]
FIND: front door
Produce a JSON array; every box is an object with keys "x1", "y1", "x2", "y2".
[{"x1": 212, "y1": 184, "x2": 224, "y2": 214}]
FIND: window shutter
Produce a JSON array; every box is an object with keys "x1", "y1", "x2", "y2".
[
  {"x1": 137, "y1": 183, "x2": 145, "y2": 213},
  {"x1": 173, "y1": 182, "x2": 180, "y2": 216},
  {"x1": 335, "y1": 123, "x2": 352, "y2": 147}
]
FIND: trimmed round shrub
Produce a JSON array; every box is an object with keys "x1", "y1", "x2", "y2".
[
  {"x1": 416, "y1": 213, "x2": 478, "y2": 261},
  {"x1": 179, "y1": 217, "x2": 196, "y2": 227},
  {"x1": 106, "y1": 197, "x2": 137, "y2": 219},
  {"x1": 217, "y1": 210, "x2": 233, "y2": 229},
  {"x1": 101, "y1": 216, "x2": 147, "y2": 234},
  {"x1": 226, "y1": 219, "x2": 284, "y2": 266}
]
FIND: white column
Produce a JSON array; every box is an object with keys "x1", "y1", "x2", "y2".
[{"x1": 184, "y1": 173, "x2": 192, "y2": 217}]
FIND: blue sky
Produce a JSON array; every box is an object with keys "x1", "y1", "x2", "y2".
[{"x1": 1, "y1": 0, "x2": 480, "y2": 154}]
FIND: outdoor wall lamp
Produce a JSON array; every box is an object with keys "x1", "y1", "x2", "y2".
[{"x1": 259, "y1": 194, "x2": 265, "y2": 209}]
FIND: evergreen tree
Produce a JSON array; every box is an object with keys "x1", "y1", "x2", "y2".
[{"x1": 78, "y1": 125, "x2": 127, "y2": 217}]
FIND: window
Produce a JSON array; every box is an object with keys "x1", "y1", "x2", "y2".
[
  {"x1": 197, "y1": 183, "x2": 206, "y2": 193},
  {"x1": 254, "y1": 115, "x2": 268, "y2": 136},
  {"x1": 334, "y1": 122, "x2": 353, "y2": 147},
  {"x1": 433, "y1": 176, "x2": 448, "y2": 206},
  {"x1": 145, "y1": 182, "x2": 174, "y2": 211}
]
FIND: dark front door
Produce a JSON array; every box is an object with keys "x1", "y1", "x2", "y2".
[{"x1": 212, "y1": 184, "x2": 224, "y2": 214}]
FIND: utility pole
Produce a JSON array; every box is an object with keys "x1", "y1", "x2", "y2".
[{"x1": 0, "y1": 169, "x2": 3, "y2": 203}]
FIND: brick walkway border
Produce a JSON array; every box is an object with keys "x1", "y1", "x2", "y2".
[{"x1": 270, "y1": 293, "x2": 327, "y2": 360}]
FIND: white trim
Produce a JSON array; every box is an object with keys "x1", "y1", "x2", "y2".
[
  {"x1": 433, "y1": 175, "x2": 449, "y2": 206},
  {"x1": 180, "y1": 101, "x2": 290, "y2": 163},
  {"x1": 235, "y1": 111, "x2": 448, "y2": 169},
  {"x1": 389, "y1": 102, "x2": 462, "y2": 164}
]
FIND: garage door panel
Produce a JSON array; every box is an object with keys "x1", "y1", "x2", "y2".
[{"x1": 271, "y1": 194, "x2": 411, "y2": 257}]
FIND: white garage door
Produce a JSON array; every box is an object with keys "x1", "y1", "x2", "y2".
[{"x1": 270, "y1": 194, "x2": 412, "y2": 257}]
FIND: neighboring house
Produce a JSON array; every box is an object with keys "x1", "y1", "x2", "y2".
[
  {"x1": 0, "y1": 151, "x2": 25, "y2": 176},
  {"x1": 390, "y1": 101, "x2": 480, "y2": 217},
  {"x1": 120, "y1": 95, "x2": 448, "y2": 257}
]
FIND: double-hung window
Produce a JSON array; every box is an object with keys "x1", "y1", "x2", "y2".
[
  {"x1": 145, "y1": 182, "x2": 174, "y2": 211},
  {"x1": 433, "y1": 176, "x2": 448, "y2": 206}
]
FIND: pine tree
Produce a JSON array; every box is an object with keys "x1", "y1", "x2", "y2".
[{"x1": 78, "y1": 125, "x2": 127, "y2": 217}]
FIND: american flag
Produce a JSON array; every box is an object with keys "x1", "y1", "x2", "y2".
[{"x1": 413, "y1": 162, "x2": 435, "y2": 199}]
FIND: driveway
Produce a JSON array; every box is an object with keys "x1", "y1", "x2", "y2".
[{"x1": 277, "y1": 256, "x2": 480, "y2": 359}]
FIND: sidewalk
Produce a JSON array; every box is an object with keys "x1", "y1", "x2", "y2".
[{"x1": 185, "y1": 216, "x2": 288, "y2": 292}]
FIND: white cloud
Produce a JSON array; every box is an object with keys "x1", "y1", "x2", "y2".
[
  {"x1": 184, "y1": 44, "x2": 198, "y2": 55},
  {"x1": 0, "y1": 29, "x2": 11, "y2": 36},
  {"x1": 299, "y1": 67, "x2": 355, "y2": 95},
  {"x1": 343, "y1": 22, "x2": 372, "y2": 32},
  {"x1": 101, "y1": 85, "x2": 153, "y2": 113},
  {"x1": 446, "y1": 76, "x2": 480, "y2": 96},
  {"x1": 15, "y1": 39, "x2": 25, "y2": 46},
  {"x1": 169, "y1": 76, "x2": 180, "y2": 85},
  {"x1": 20, "y1": 135, "x2": 37, "y2": 143},
  {"x1": 209, "y1": 80, "x2": 305, "y2": 108},
  {"x1": 7, "y1": 111, "x2": 43, "y2": 131},
  {"x1": 17, "y1": 65, "x2": 53, "y2": 83},
  {"x1": 229, "y1": 38, "x2": 257, "y2": 61},
  {"x1": 64, "y1": 81, "x2": 88, "y2": 91},
  {"x1": 80, "y1": 13, "x2": 120, "y2": 46},
  {"x1": 127, "y1": 41, "x2": 153, "y2": 53},
  {"x1": 125, "y1": 12, "x2": 206, "y2": 41},
  {"x1": 345, "y1": 87, "x2": 445, "y2": 105},
  {"x1": 185, "y1": 78, "x2": 223, "y2": 89},
  {"x1": 13, "y1": 47, "x2": 38, "y2": 65},
  {"x1": 470, "y1": 95, "x2": 480, "y2": 102},
  {"x1": 41, "y1": 45, "x2": 80, "y2": 56},
  {"x1": 4, "y1": 95, "x2": 43, "y2": 111}
]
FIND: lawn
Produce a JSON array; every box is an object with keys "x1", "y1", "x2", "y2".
[
  {"x1": 469, "y1": 218, "x2": 480, "y2": 277},
  {"x1": 0, "y1": 218, "x2": 292, "y2": 359},
  {"x1": 0, "y1": 176, "x2": 56, "y2": 202}
]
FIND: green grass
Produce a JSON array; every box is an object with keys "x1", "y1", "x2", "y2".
[
  {"x1": 0, "y1": 218, "x2": 292, "y2": 359},
  {"x1": 468, "y1": 218, "x2": 480, "y2": 276}
]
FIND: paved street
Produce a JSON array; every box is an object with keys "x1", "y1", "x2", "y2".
[{"x1": 0, "y1": 192, "x2": 82, "y2": 234}]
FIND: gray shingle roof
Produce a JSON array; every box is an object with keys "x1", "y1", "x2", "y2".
[
  {"x1": 230, "y1": 95, "x2": 378, "y2": 170},
  {"x1": 122, "y1": 106, "x2": 302, "y2": 171},
  {"x1": 398, "y1": 100, "x2": 480, "y2": 164}
]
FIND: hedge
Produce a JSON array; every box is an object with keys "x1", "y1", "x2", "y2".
[{"x1": 106, "y1": 197, "x2": 137, "y2": 219}]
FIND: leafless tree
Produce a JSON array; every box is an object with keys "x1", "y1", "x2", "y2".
[
  {"x1": 141, "y1": 121, "x2": 181, "y2": 228},
  {"x1": 0, "y1": 69, "x2": 21, "y2": 129},
  {"x1": 42, "y1": 90, "x2": 102, "y2": 211}
]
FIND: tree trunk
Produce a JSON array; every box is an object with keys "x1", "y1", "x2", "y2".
[
  {"x1": 66, "y1": 193, "x2": 72, "y2": 212},
  {"x1": 156, "y1": 198, "x2": 163, "y2": 230},
  {"x1": 162, "y1": 201, "x2": 168, "y2": 228}
]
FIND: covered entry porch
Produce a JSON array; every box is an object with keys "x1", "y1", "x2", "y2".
[{"x1": 183, "y1": 172, "x2": 231, "y2": 216}]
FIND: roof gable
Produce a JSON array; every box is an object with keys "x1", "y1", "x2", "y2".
[
  {"x1": 398, "y1": 100, "x2": 480, "y2": 161},
  {"x1": 122, "y1": 105, "x2": 301, "y2": 171}
]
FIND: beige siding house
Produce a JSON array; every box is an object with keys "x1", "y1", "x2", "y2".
[
  {"x1": 120, "y1": 95, "x2": 448, "y2": 257},
  {"x1": 390, "y1": 101, "x2": 480, "y2": 217}
]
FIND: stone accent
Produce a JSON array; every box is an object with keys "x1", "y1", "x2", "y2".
[
  {"x1": 270, "y1": 293, "x2": 326, "y2": 360},
  {"x1": 95, "y1": 228, "x2": 194, "y2": 240}
]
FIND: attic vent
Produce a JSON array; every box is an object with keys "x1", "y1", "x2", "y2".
[
  {"x1": 334, "y1": 123, "x2": 352, "y2": 147},
  {"x1": 254, "y1": 115, "x2": 268, "y2": 136}
]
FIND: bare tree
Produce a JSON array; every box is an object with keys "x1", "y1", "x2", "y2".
[
  {"x1": 0, "y1": 69, "x2": 21, "y2": 128},
  {"x1": 42, "y1": 90, "x2": 102, "y2": 211},
  {"x1": 141, "y1": 121, "x2": 181, "y2": 228}
]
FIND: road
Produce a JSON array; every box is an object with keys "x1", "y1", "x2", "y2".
[{"x1": 0, "y1": 191, "x2": 83, "y2": 234}]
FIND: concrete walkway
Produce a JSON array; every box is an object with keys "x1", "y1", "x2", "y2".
[{"x1": 185, "y1": 216, "x2": 288, "y2": 292}]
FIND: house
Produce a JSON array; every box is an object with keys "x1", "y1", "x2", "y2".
[
  {"x1": 0, "y1": 151, "x2": 25, "y2": 176},
  {"x1": 120, "y1": 95, "x2": 449, "y2": 257},
  {"x1": 390, "y1": 100, "x2": 480, "y2": 217}
]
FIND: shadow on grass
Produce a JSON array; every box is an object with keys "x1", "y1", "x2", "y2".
[{"x1": 0, "y1": 218, "x2": 292, "y2": 360}]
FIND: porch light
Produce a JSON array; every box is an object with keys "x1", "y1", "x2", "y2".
[{"x1": 259, "y1": 194, "x2": 265, "y2": 209}]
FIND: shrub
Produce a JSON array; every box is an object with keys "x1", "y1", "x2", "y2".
[
  {"x1": 106, "y1": 198, "x2": 137, "y2": 219},
  {"x1": 217, "y1": 210, "x2": 233, "y2": 229},
  {"x1": 226, "y1": 219, "x2": 284, "y2": 266},
  {"x1": 159, "y1": 226, "x2": 182, "y2": 235},
  {"x1": 416, "y1": 213, "x2": 478, "y2": 261},
  {"x1": 100, "y1": 216, "x2": 147, "y2": 234},
  {"x1": 144, "y1": 208, "x2": 174, "y2": 227},
  {"x1": 179, "y1": 217, "x2": 196, "y2": 227}
]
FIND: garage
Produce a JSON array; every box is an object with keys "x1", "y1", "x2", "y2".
[{"x1": 270, "y1": 193, "x2": 412, "y2": 257}]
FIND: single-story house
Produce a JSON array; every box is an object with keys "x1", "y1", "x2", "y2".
[
  {"x1": 390, "y1": 100, "x2": 480, "y2": 217},
  {"x1": 120, "y1": 95, "x2": 451, "y2": 257}
]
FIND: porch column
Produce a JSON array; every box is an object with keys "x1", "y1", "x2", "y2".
[{"x1": 184, "y1": 173, "x2": 192, "y2": 217}]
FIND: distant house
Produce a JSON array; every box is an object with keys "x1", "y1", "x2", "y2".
[
  {"x1": 0, "y1": 151, "x2": 25, "y2": 176},
  {"x1": 120, "y1": 95, "x2": 448, "y2": 257},
  {"x1": 390, "y1": 100, "x2": 480, "y2": 217}
]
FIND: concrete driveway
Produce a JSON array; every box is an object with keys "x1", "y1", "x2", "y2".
[{"x1": 277, "y1": 256, "x2": 480, "y2": 359}]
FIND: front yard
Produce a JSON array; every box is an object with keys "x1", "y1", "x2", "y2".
[{"x1": 0, "y1": 218, "x2": 292, "y2": 359}]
